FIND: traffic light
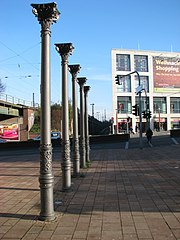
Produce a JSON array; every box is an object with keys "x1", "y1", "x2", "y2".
[
  {"x1": 132, "y1": 104, "x2": 139, "y2": 116},
  {"x1": 143, "y1": 111, "x2": 152, "y2": 119},
  {"x1": 147, "y1": 111, "x2": 152, "y2": 119},
  {"x1": 142, "y1": 110, "x2": 146, "y2": 118},
  {"x1": 115, "y1": 75, "x2": 120, "y2": 85}
]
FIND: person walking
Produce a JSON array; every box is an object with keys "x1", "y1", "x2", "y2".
[{"x1": 146, "y1": 127, "x2": 153, "y2": 144}]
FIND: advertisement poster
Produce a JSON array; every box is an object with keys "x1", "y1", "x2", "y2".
[
  {"x1": 153, "y1": 56, "x2": 180, "y2": 92},
  {"x1": 0, "y1": 124, "x2": 19, "y2": 141}
]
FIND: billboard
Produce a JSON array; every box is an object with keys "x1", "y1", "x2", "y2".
[
  {"x1": 0, "y1": 124, "x2": 19, "y2": 141},
  {"x1": 153, "y1": 56, "x2": 180, "y2": 92}
]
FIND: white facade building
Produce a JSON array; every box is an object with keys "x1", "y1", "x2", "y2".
[{"x1": 112, "y1": 49, "x2": 180, "y2": 133}]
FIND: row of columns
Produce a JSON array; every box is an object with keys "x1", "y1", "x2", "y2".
[{"x1": 31, "y1": 2, "x2": 90, "y2": 221}]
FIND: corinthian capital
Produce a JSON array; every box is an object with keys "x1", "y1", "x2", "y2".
[
  {"x1": 55, "y1": 43, "x2": 74, "y2": 62},
  {"x1": 77, "y1": 77, "x2": 87, "y2": 87},
  {"x1": 68, "y1": 64, "x2": 81, "y2": 79},
  {"x1": 84, "y1": 86, "x2": 91, "y2": 96},
  {"x1": 31, "y1": 2, "x2": 60, "y2": 30}
]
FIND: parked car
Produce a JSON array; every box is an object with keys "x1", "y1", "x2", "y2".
[
  {"x1": 0, "y1": 138, "x2": 7, "y2": 143},
  {"x1": 33, "y1": 131, "x2": 61, "y2": 141}
]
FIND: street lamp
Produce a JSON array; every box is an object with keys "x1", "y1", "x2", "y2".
[
  {"x1": 31, "y1": 2, "x2": 60, "y2": 221},
  {"x1": 55, "y1": 43, "x2": 74, "y2": 191},
  {"x1": 68, "y1": 64, "x2": 81, "y2": 177},
  {"x1": 84, "y1": 86, "x2": 91, "y2": 164},
  {"x1": 77, "y1": 77, "x2": 87, "y2": 168}
]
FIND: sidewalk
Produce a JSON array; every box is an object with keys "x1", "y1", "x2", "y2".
[{"x1": 0, "y1": 144, "x2": 180, "y2": 240}]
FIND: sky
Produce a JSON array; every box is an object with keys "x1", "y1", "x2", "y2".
[{"x1": 0, "y1": 0, "x2": 180, "y2": 120}]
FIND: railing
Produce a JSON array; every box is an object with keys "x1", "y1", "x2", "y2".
[
  {"x1": 0, "y1": 106, "x2": 19, "y2": 116},
  {"x1": 0, "y1": 93, "x2": 34, "y2": 107}
]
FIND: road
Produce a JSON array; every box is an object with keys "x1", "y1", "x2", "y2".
[
  {"x1": 1, "y1": 133, "x2": 179, "y2": 158},
  {"x1": 91, "y1": 134, "x2": 180, "y2": 150}
]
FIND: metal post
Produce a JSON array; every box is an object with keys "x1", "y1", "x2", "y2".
[
  {"x1": 90, "y1": 103, "x2": 94, "y2": 117},
  {"x1": 77, "y1": 77, "x2": 87, "y2": 168},
  {"x1": 32, "y1": 92, "x2": 35, "y2": 108},
  {"x1": 158, "y1": 107, "x2": 161, "y2": 131},
  {"x1": 68, "y1": 64, "x2": 81, "y2": 177},
  {"x1": 90, "y1": 103, "x2": 94, "y2": 135},
  {"x1": 31, "y1": 2, "x2": 60, "y2": 221},
  {"x1": 84, "y1": 86, "x2": 91, "y2": 164},
  {"x1": 55, "y1": 43, "x2": 74, "y2": 191},
  {"x1": 136, "y1": 71, "x2": 143, "y2": 149}
]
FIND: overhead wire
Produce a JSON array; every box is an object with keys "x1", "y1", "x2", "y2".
[{"x1": 0, "y1": 40, "x2": 61, "y2": 103}]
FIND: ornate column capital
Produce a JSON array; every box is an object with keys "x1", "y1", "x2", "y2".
[
  {"x1": 55, "y1": 43, "x2": 74, "y2": 62},
  {"x1": 84, "y1": 86, "x2": 91, "y2": 96},
  {"x1": 77, "y1": 77, "x2": 87, "y2": 87},
  {"x1": 68, "y1": 64, "x2": 81, "y2": 79},
  {"x1": 31, "y1": 2, "x2": 60, "y2": 31}
]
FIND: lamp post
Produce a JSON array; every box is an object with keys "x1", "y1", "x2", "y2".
[
  {"x1": 77, "y1": 77, "x2": 87, "y2": 168},
  {"x1": 68, "y1": 64, "x2": 81, "y2": 177},
  {"x1": 84, "y1": 86, "x2": 91, "y2": 164},
  {"x1": 158, "y1": 107, "x2": 161, "y2": 131},
  {"x1": 31, "y1": 2, "x2": 60, "y2": 221},
  {"x1": 55, "y1": 43, "x2": 74, "y2": 191}
]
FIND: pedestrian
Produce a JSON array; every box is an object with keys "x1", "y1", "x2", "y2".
[
  {"x1": 135, "y1": 125, "x2": 138, "y2": 133},
  {"x1": 146, "y1": 127, "x2": 153, "y2": 144},
  {"x1": 129, "y1": 127, "x2": 135, "y2": 134}
]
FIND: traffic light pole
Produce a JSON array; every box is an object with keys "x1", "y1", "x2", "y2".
[
  {"x1": 137, "y1": 71, "x2": 143, "y2": 149},
  {"x1": 115, "y1": 71, "x2": 143, "y2": 149}
]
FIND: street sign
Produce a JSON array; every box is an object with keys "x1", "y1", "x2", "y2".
[{"x1": 136, "y1": 85, "x2": 143, "y2": 94}]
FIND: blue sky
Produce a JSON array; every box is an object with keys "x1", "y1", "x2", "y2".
[{"x1": 0, "y1": 0, "x2": 180, "y2": 120}]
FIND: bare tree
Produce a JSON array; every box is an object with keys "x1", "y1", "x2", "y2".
[{"x1": 0, "y1": 80, "x2": 5, "y2": 93}]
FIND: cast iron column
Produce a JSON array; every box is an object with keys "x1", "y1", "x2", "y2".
[
  {"x1": 69, "y1": 65, "x2": 81, "y2": 176},
  {"x1": 84, "y1": 86, "x2": 91, "y2": 164},
  {"x1": 77, "y1": 77, "x2": 87, "y2": 168},
  {"x1": 55, "y1": 43, "x2": 74, "y2": 191},
  {"x1": 31, "y1": 2, "x2": 60, "y2": 221}
]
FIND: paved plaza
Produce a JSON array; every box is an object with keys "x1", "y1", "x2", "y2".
[{"x1": 0, "y1": 139, "x2": 180, "y2": 240}]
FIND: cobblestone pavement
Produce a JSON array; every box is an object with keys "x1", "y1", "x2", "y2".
[{"x1": 0, "y1": 143, "x2": 180, "y2": 240}]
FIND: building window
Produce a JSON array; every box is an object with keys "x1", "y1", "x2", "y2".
[
  {"x1": 117, "y1": 96, "x2": 131, "y2": 114},
  {"x1": 170, "y1": 98, "x2": 180, "y2": 113},
  {"x1": 135, "y1": 96, "x2": 150, "y2": 112},
  {"x1": 116, "y1": 54, "x2": 130, "y2": 71},
  {"x1": 134, "y1": 55, "x2": 148, "y2": 72},
  {"x1": 117, "y1": 75, "x2": 131, "y2": 92},
  {"x1": 135, "y1": 76, "x2": 149, "y2": 92},
  {"x1": 153, "y1": 97, "x2": 167, "y2": 114}
]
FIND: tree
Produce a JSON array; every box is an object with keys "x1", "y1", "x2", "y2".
[
  {"x1": 30, "y1": 101, "x2": 73, "y2": 134},
  {"x1": 0, "y1": 80, "x2": 5, "y2": 93},
  {"x1": 51, "y1": 103, "x2": 62, "y2": 131}
]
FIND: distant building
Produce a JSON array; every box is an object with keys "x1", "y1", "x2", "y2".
[{"x1": 112, "y1": 49, "x2": 180, "y2": 133}]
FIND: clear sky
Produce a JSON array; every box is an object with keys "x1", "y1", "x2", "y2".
[{"x1": 0, "y1": 0, "x2": 180, "y2": 120}]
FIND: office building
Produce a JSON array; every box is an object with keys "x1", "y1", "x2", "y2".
[{"x1": 112, "y1": 49, "x2": 180, "y2": 132}]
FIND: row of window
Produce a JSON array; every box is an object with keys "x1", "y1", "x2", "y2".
[
  {"x1": 117, "y1": 75, "x2": 149, "y2": 93},
  {"x1": 116, "y1": 54, "x2": 148, "y2": 72},
  {"x1": 117, "y1": 97, "x2": 180, "y2": 114}
]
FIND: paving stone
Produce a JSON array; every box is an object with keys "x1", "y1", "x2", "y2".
[{"x1": 0, "y1": 143, "x2": 180, "y2": 240}]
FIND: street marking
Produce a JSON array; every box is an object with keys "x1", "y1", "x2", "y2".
[
  {"x1": 171, "y1": 138, "x2": 179, "y2": 145},
  {"x1": 125, "y1": 141, "x2": 129, "y2": 149}
]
